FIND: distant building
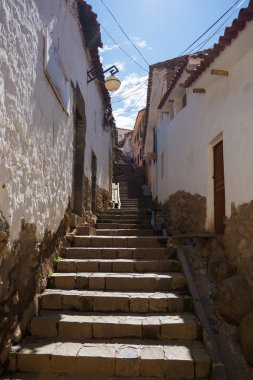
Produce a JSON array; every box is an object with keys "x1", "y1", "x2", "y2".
[
  {"x1": 116, "y1": 127, "x2": 133, "y2": 143},
  {"x1": 116, "y1": 127, "x2": 133, "y2": 161},
  {"x1": 132, "y1": 108, "x2": 146, "y2": 167}
]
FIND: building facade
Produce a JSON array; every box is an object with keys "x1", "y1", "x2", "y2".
[
  {"x1": 0, "y1": 0, "x2": 114, "y2": 365},
  {"x1": 144, "y1": 1, "x2": 253, "y2": 364},
  {"x1": 132, "y1": 108, "x2": 146, "y2": 167}
]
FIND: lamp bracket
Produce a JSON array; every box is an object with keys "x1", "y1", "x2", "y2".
[{"x1": 87, "y1": 65, "x2": 119, "y2": 83}]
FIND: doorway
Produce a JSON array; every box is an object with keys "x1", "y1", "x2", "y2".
[
  {"x1": 213, "y1": 140, "x2": 225, "y2": 234},
  {"x1": 91, "y1": 151, "x2": 97, "y2": 213},
  {"x1": 73, "y1": 109, "x2": 86, "y2": 215}
]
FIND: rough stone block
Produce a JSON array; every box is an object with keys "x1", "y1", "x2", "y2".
[
  {"x1": 115, "y1": 345, "x2": 141, "y2": 377},
  {"x1": 112, "y1": 237, "x2": 128, "y2": 248},
  {"x1": 41, "y1": 293, "x2": 62, "y2": 310},
  {"x1": 76, "y1": 344, "x2": 115, "y2": 376},
  {"x1": 113, "y1": 261, "x2": 134, "y2": 272},
  {"x1": 75, "y1": 275, "x2": 89, "y2": 290},
  {"x1": 51, "y1": 342, "x2": 82, "y2": 374},
  {"x1": 30, "y1": 317, "x2": 58, "y2": 338},
  {"x1": 89, "y1": 275, "x2": 105, "y2": 290},
  {"x1": 85, "y1": 248, "x2": 101, "y2": 259},
  {"x1": 76, "y1": 261, "x2": 98, "y2": 272},
  {"x1": 74, "y1": 237, "x2": 91, "y2": 247},
  {"x1": 140, "y1": 346, "x2": 166, "y2": 377},
  {"x1": 101, "y1": 248, "x2": 117, "y2": 259},
  {"x1": 92, "y1": 237, "x2": 113, "y2": 247},
  {"x1": 93, "y1": 294, "x2": 129, "y2": 312},
  {"x1": 59, "y1": 318, "x2": 92, "y2": 339},
  {"x1": 99, "y1": 261, "x2": 113, "y2": 272},
  {"x1": 17, "y1": 341, "x2": 58, "y2": 373},
  {"x1": 127, "y1": 237, "x2": 157, "y2": 248},
  {"x1": 61, "y1": 294, "x2": 77, "y2": 311},
  {"x1": 56, "y1": 260, "x2": 76, "y2": 273},
  {"x1": 191, "y1": 343, "x2": 211, "y2": 378},
  {"x1": 117, "y1": 249, "x2": 133, "y2": 259},
  {"x1": 164, "y1": 346, "x2": 194, "y2": 378},
  {"x1": 130, "y1": 296, "x2": 149, "y2": 313},
  {"x1": 171, "y1": 274, "x2": 186, "y2": 290},
  {"x1": 53, "y1": 275, "x2": 75, "y2": 290},
  {"x1": 148, "y1": 295, "x2": 168, "y2": 313}
]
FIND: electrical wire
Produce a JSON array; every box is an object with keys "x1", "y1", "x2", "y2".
[
  {"x1": 164, "y1": 0, "x2": 243, "y2": 73},
  {"x1": 180, "y1": 0, "x2": 242, "y2": 56},
  {"x1": 100, "y1": 0, "x2": 150, "y2": 67},
  {"x1": 100, "y1": 25, "x2": 148, "y2": 73}
]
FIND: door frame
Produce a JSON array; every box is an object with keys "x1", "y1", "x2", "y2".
[
  {"x1": 72, "y1": 83, "x2": 86, "y2": 215},
  {"x1": 206, "y1": 132, "x2": 225, "y2": 232}
]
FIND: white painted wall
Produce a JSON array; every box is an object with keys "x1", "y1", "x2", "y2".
[
  {"x1": 155, "y1": 21, "x2": 253, "y2": 229},
  {"x1": 0, "y1": 0, "x2": 111, "y2": 240}
]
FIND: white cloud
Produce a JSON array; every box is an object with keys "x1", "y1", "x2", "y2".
[
  {"x1": 99, "y1": 44, "x2": 118, "y2": 54},
  {"x1": 111, "y1": 73, "x2": 148, "y2": 129},
  {"x1": 104, "y1": 61, "x2": 126, "y2": 72},
  {"x1": 132, "y1": 36, "x2": 153, "y2": 50}
]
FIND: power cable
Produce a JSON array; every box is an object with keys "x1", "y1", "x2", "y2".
[
  {"x1": 180, "y1": 0, "x2": 242, "y2": 56},
  {"x1": 100, "y1": 0, "x2": 150, "y2": 67},
  {"x1": 101, "y1": 25, "x2": 149, "y2": 73},
  {"x1": 164, "y1": 0, "x2": 243, "y2": 73}
]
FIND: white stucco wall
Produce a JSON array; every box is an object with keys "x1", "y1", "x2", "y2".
[
  {"x1": 0, "y1": 0, "x2": 111, "y2": 240},
  {"x1": 155, "y1": 21, "x2": 253, "y2": 228}
]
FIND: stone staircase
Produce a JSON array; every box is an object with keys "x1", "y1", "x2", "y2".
[{"x1": 6, "y1": 162, "x2": 211, "y2": 379}]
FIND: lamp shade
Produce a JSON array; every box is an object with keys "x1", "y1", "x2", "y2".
[{"x1": 105, "y1": 74, "x2": 121, "y2": 92}]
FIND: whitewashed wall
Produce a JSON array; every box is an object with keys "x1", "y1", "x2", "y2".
[
  {"x1": 155, "y1": 21, "x2": 253, "y2": 229},
  {"x1": 0, "y1": 0, "x2": 111, "y2": 240}
]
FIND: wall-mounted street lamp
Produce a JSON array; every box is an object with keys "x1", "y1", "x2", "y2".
[{"x1": 87, "y1": 65, "x2": 121, "y2": 92}]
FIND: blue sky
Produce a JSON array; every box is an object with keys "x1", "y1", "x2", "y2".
[{"x1": 89, "y1": 0, "x2": 248, "y2": 130}]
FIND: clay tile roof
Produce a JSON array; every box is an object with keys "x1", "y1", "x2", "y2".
[
  {"x1": 158, "y1": 58, "x2": 188, "y2": 110},
  {"x1": 184, "y1": 0, "x2": 253, "y2": 88},
  {"x1": 144, "y1": 56, "x2": 184, "y2": 145},
  {"x1": 77, "y1": 0, "x2": 112, "y2": 112}
]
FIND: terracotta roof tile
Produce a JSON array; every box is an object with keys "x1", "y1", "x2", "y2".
[
  {"x1": 185, "y1": 1, "x2": 253, "y2": 88},
  {"x1": 77, "y1": 0, "x2": 111, "y2": 112}
]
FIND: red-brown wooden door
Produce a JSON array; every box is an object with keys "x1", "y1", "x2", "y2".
[{"x1": 213, "y1": 141, "x2": 225, "y2": 234}]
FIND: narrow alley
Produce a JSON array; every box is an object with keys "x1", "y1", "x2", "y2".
[{"x1": 4, "y1": 159, "x2": 211, "y2": 379}]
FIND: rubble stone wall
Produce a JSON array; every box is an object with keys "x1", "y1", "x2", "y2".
[
  {"x1": 163, "y1": 191, "x2": 206, "y2": 233},
  {"x1": 203, "y1": 200, "x2": 253, "y2": 365},
  {"x1": 0, "y1": 208, "x2": 71, "y2": 369}
]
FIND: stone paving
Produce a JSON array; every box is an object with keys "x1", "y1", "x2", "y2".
[{"x1": 6, "y1": 163, "x2": 211, "y2": 378}]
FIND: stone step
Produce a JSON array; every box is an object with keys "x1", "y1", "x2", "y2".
[
  {"x1": 48, "y1": 272, "x2": 187, "y2": 292},
  {"x1": 73, "y1": 236, "x2": 167, "y2": 248},
  {"x1": 96, "y1": 223, "x2": 152, "y2": 229},
  {"x1": 62, "y1": 247, "x2": 173, "y2": 260},
  {"x1": 30, "y1": 311, "x2": 198, "y2": 341},
  {"x1": 97, "y1": 214, "x2": 150, "y2": 221},
  {"x1": 98, "y1": 219, "x2": 150, "y2": 224},
  {"x1": 1, "y1": 374, "x2": 211, "y2": 380},
  {"x1": 40, "y1": 289, "x2": 189, "y2": 313},
  {"x1": 101, "y1": 209, "x2": 150, "y2": 214},
  {"x1": 9, "y1": 338, "x2": 210, "y2": 378},
  {"x1": 56, "y1": 259, "x2": 181, "y2": 273},
  {"x1": 96, "y1": 229, "x2": 155, "y2": 236}
]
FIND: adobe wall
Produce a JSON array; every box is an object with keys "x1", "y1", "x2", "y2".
[{"x1": 0, "y1": 0, "x2": 111, "y2": 369}]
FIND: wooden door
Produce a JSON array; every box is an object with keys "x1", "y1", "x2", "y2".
[{"x1": 213, "y1": 141, "x2": 225, "y2": 234}]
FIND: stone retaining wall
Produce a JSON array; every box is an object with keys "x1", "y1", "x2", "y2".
[
  {"x1": 0, "y1": 207, "x2": 71, "y2": 370},
  {"x1": 163, "y1": 191, "x2": 206, "y2": 233}
]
